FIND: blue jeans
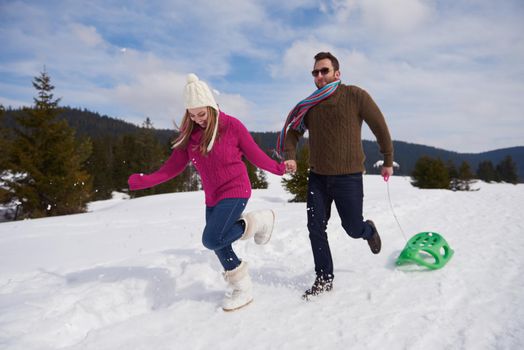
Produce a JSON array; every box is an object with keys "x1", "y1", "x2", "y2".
[
  {"x1": 202, "y1": 198, "x2": 248, "y2": 271},
  {"x1": 307, "y1": 171, "x2": 374, "y2": 279}
]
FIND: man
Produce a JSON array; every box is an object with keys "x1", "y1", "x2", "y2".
[{"x1": 280, "y1": 52, "x2": 394, "y2": 300}]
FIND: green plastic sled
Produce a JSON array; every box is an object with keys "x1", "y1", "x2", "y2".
[{"x1": 396, "y1": 231, "x2": 454, "y2": 270}]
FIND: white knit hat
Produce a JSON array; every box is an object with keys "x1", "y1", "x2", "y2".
[
  {"x1": 184, "y1": 73, "x2": 219, "y2": 113},
  {"x1": 181, "y1": 73, "x2": 220, "y2": 152}
]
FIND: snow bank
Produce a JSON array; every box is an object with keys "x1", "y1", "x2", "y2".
[{"x1": 1, "y1": 174, "x2": 523, "y2": 349}]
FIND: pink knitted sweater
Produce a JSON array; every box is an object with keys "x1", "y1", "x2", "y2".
[{"x1": 128, "y1": 112, "x2": 285, "y2": 206}]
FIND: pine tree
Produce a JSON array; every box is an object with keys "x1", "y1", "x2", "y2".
[
  {"x1": 115, "y1": 118, "x2": 194, "y2": 198},
  {"x1": 445, "y1": 160, "x2": 457, "y2": 178},
  {"x1": 244, "y1": 133, "x2": 269, "y2": 189},
  {"x1": 255, "y1": 167, "x2": 268, "y2": 189},
  {"x1": 477, "y1": 160, "x2": 499, "y2": 183},
  {"x1": 135, "y1": 118, "x2": 166, "y2": 174},
  {"x1": 244, "y1": 159, "x2": 268, "y2": 189},
  {"x1": 457, "y1": 161, "x2": 475, "y2": 191},
  {"x1": 0, "y1": 104, "x2": 8, "y2": 171},
  {"x1": 113, "y1": 119, "x2": 162, "y2": 197},
  {"x1": 130, "y1": 118, "x2": 164, "y2": 197},
  {"x1": 3, "y1": 70, "x2": 92, "y2": 218},
  {"x1": 0, "y1": 105, "x2": 11, "y2": 206},
  {"x1": 446, "y1": 160, "x2": 459, "y2": 191},
  {"x1": 181, "y1": 163, "x2": 200, "y2": 192},
  {"x1": 282, "y1": 146, "x2": 310, "y2": 202},
  {"x1": 411, "y1": 156, "x2": 450, "y2": 189},
  {"x1": 113, "y1": 133, "x2": 141, "y2": 191},
  {"x1": 496, "y1": 156, "x2": 518, "y2": 184},
  {"x1": 86, "y1": 136, "x2": 117, "y2": 200}
]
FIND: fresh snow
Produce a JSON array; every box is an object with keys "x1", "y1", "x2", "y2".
[{"x1": 1, "y1": 174, "x2": 523, "y2": 350}]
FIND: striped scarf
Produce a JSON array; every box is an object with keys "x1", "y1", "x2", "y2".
[{"x1": 275, "y1": 80, "x2": 340, "y2": 159}]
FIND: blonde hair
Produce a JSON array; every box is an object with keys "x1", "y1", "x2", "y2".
[{"x1": 172, "y1": 107, "x2": 219, "y2": 156}]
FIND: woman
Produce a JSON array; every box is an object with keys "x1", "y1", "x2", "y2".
[{"x1": 128, "y1": 74, "x2": 286, "y2": 311}]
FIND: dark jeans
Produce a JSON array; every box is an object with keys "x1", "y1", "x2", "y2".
[
  {"x1": 202, "y1": 198, "x2": 248, "y2": 271},
  {"x1": 307, "y1": 171, "x2": 374, "y2": 279}
]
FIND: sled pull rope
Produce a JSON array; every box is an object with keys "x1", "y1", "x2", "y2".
[{"x1": 386, "y1": 180, "x2": 408, "y2": 242}]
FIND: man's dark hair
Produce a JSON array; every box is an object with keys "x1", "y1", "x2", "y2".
[{"x1": 314, "y1": 52, "x2": 339, "y2": 71}]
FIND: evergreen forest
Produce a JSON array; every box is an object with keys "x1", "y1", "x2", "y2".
[{"x1": 1, "y1": 71, "x2": 522, "y2": 217}]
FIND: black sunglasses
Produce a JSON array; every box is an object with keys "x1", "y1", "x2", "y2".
[{"x1": 311, "y1": 67, "x2": 331, "y2": 77}]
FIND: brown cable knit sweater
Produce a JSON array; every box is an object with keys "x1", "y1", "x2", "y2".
[{"x1": 284, "y1": 84, "x2": 393, "y2": 175}]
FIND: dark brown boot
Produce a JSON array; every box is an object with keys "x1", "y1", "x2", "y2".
[
  {"x1": 366, "y1": 220, "x2": 381, "y2": 254},
  {"x1": 302, "y1": 275, "x2": 333, "y2": 301}
]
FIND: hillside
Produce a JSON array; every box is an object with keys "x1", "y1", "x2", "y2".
[
  {"x1": 3, "y1": 107, "x2": 523, "y2": 180},
  {"x1": 1, "y1": 174, "x2": 523, "y2": 349}
]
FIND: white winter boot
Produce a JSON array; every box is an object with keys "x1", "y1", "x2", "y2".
[
  {"x1": 222, "y1": 261, "x2": 253, "y2": 312},
  {"x1": 240, "y1": 209, "x2": 275, "y2": 245}
]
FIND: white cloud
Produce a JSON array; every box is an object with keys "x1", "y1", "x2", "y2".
[
  {"x1": 215, "y1": 93, "x2": 253, "y2": 125},
  {"x1": 359, "y1": 0, "x2": 434, "y2": 35},
  {"x1": 71, "y1": 24, "x2": 105, "y2": 48},
  {"x1": 1, "y1": 0, "x2": 523, "y2": 152},
  {"x1": 0, "y1": 95, "x2": 29, "y2": 109},
  {"x1": 111, "y1": 71, "x2": 187, "y2": 128},
  {"x1": 270, "y1": 38, "x2": 339, "y2": 80}
]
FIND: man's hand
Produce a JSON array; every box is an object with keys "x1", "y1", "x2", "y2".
[
  {"x1": 381, "y1": 166, "x2": 394, "y2": 182},
  {"x1": 285, "y1": 160, "x2": 297, "y2": 174}
]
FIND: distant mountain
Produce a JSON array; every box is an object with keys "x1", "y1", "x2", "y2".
[
  {"x1": 3, "y1": 106, "x2": 175, "y2": 146},
  {"x1": 4, "y1": 107, "x2": 523, "y2": 182},
  {"x1": 363, "y1": 141, "x2": 524, "y2": 181},
  {"x1": 251, "y1": 134, "x2": 523, "y2": 181}
]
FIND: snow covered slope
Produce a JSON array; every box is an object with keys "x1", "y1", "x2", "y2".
[{"x1": 1, "y1": 174, "x2": 523, "y2": 349}]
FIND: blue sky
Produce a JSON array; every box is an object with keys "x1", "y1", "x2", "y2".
[{"x1": 1, "y1": 0, "x2": 523, "y2": 153}]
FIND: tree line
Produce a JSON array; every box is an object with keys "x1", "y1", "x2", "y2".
[
  {"x1": 282, "y1": 146, "x2": 519, "y2": 202},
  {"x1": 1, "y1": 71, "x2": 519, "y2": 217},
  {"x1": 0, "y1": 71, "x2": 266, "y2": 220},
  {"x1": 411, "y1": 155, "x2": 518, "y2": 190}
]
